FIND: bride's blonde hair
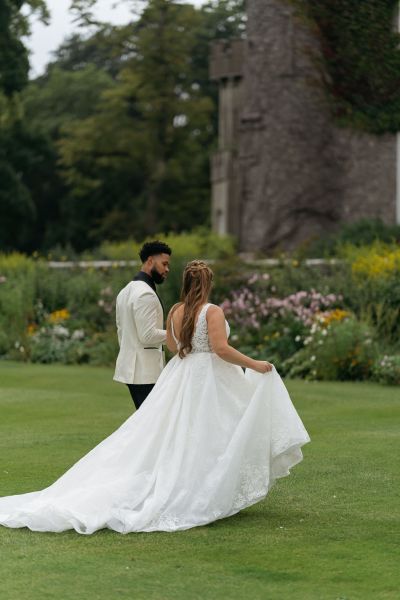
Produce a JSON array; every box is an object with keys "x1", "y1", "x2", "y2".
[{"x1": 172, "y1": 260, "x2": 213, "y2": 358}]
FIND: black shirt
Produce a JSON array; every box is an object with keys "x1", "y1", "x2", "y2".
[{"x1": 133, "y1": 271, "x2": 157, "y2": 293}]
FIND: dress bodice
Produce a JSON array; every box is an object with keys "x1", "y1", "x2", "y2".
[
  {"x1": 191, "y1": 303, "x2": 213, "y2": 353},
  {"x1": 172, "y1": 303, "x2": 229, "y2": 354}
]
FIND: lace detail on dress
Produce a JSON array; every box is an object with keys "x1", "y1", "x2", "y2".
[{"x1": 191, "y1": 304, "x2": 213, "y2": 353}]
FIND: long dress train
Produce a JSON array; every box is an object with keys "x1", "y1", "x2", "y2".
[{"x1": 0, "y1": 303, "x2": 310, "y2": 534}]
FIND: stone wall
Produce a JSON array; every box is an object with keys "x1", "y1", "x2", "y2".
[{"x1": 211, "y1": 0, "x2": 397, "y2": 252}]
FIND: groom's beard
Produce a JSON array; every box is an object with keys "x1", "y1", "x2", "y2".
[{"x1": 151, "y1": 268, "x2": 165, "y2": 285}]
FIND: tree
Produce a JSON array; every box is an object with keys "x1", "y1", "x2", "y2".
[
  {"x1": 0, "y1": 0, "x2": 49, "y2": 97},
  {"x1": 50, "y1": 27, "x2": 135, "y2": 79},
  {"x1": 57, "y1": 1, "x2": 245, "y2": 246},
  {"x1": 23, "y1": 64, "x2": 115, "y2": 136},
  {"x1": 0, "y1": 0, "x2": 49, "y2": 252},
  {"x1": 2, "y1": 0, "x2": 246, "y2": 252},
  {"x1": 58, "y1": 1, "x2": 215, "y2": 245},
  {"x1": 0, "y1": 123, "x2": 59, "y2": 251}
]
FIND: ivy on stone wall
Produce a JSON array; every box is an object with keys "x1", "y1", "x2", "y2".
[{"x1": 292, "y1": 0, "x2": 400, "y2": 134}]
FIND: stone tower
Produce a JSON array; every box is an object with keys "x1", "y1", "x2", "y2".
[
  {"x1": 211, "y1": 0, "x2": 398, "y2": 252},
  {"x1": 210, "y1": 39, "x2": 244, "y2": 238}
]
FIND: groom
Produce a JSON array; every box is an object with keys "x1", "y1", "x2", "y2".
[{"x1": 113, "y1": 240, "x2": 172, "y2": 409}]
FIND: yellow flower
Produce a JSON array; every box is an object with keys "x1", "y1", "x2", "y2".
[
  {"x1": 351, "y1": 246, "x2": 400, "y2": 279},
  {"x1": 27, "y1": 323, "x2": 37, "y2": 336},
  {"x1": 48, "y1": 308, "x2": 70, "y2": 323},
  {"x1": 318, "y1": 309, "x2": 350, "y2": 326}
]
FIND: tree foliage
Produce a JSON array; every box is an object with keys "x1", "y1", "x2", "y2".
[
  {"x1": 58, "y1": 1, "x2": 213, "y2": 245},
  {"x1": 292, "y1": 0, "x2": 400, "y2": 133},
  {"x1": 13, "y1": 0, "x2": 245, "y2": 252},
  {"x1": 0, "y1": 0, "x2": 50, "y2": 251},
  {"x1": 0, "y1": 0, "x2": 245, "y2": 252}
]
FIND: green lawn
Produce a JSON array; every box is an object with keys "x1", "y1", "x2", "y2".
[{"x1": 0, "y1": 362, "x2": 399, "y2": 600}]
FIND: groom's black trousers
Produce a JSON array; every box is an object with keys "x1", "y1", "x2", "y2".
[{"x1": 127, "y1": 384, "x2": 154, "y2": 410}]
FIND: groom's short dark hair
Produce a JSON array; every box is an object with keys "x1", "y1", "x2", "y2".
[{"x1": 139, "y1": 240, "x2": 172, "y2": 263}]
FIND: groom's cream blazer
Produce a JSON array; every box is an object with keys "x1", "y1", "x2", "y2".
[{"x1": 113, "y1": 281, "x2": 166, "y2": 385}]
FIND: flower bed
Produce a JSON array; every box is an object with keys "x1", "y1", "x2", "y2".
[{"x1": 0, "y1": 240, "x2": 399, "y2": 383}]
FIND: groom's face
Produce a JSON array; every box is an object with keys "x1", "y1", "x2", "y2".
[{"x1": 150, "y1": 253, "x2": 170, "y2": 284}]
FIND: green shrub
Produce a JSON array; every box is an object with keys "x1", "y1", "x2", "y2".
[
  {"x1": 0, "y1": 254, "x2": 36, "y2": 357},
  {"x1": 30, "y1": 326, "x2": 87, "y2": 365},
  {"x1": 97, "y1": 229, "x2": 236, "y2": 261},
  {"x1": 83, "y1": 330, "x2": 119, "y2": 367},
  {"x1": 285, "y1": 317, "x2": 377, "y2": 381},
  {"x1": 0, "y1": 253, "x2": 35, "y2": 278},
  {"x1": 341, "y1": 243, "x2": 400, "y2": 345},
  {"x1": 300, "y1": 219, "x2": 400, "y2": 258},
  {"x1": 372, "y1": 354, "x2": 400, "y2": 386}
]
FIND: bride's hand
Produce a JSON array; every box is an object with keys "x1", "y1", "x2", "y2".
[{"x1": 252, "y1": 360, "x2": 273, "y2": 374}]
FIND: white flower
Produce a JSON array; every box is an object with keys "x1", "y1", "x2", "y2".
[
  {"x1": 53, "y1": 325, "x2": 69, "y2": 338},
  {"x1": 310, "y1": 355, "x2": 316, "y2": 362},
  {"x1": 295, "y1": 335, "x2": 301, "y2": 342},
  {"x1": 72, "y1": 329, "x2": 85, "y2": 341},
  {"x1": 321, "y1": 329, "x2": 328, "y2": 336}
]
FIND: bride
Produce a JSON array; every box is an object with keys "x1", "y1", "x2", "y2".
[{"x1": 0, "y1": 260, "x2": 310, "y2": 534}]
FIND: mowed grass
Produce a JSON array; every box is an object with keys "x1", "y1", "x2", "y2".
[{"x1": 0, "y1": 362, "x2": 399, "y2": 600}]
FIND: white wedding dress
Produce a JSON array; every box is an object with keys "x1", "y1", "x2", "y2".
[{"x1": 0, "y1": 303, "x2": 310, "y2": 534}]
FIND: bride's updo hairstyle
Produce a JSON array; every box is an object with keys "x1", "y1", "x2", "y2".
[{"x1": 176, "y1": 260, "x2": 213, "y2": 358}]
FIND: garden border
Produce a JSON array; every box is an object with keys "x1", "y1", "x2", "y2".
[{"x1": 47, "y1": 258, "x2": 343, "y2": 269}]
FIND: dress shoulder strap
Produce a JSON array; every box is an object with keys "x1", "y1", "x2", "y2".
[
  {"x1": 197, "y1": 303, "x2": 211, "y2": 322},
  {"x1": 170, "y1": 316, "x2": 179, "y2": 345}
]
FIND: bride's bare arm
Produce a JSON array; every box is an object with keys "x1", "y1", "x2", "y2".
[{"x1": 207, "y1": 305, "x2": 273, "y2": 373}]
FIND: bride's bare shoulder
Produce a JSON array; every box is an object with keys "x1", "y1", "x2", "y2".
[
  {"x1": 206, "y1": 304, "x2": 224, "y2": 318},
  {"x1": 167, "y1": 302, "x2": 183, "y2": 325},
  {"x1": 168, "y1": 302, "x2": 183, "y2": 315}
]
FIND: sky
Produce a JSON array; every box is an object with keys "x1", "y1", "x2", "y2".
[{"x1": 27, "y1": 0, "x2": 206, "y2": 77}]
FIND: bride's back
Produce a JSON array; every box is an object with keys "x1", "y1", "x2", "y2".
[
  {"x1": 171, "y1": 302, "x2": 212, "y2": 354},
  {"x1": 170, "y1": 260, "x2": 215, "y2": 357}
]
